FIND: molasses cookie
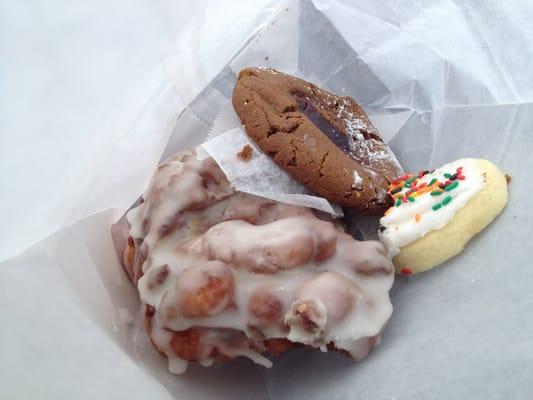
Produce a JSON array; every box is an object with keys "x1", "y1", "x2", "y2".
[{"x1": 232, "y1": 67, "x2": 403, "y2": 214}]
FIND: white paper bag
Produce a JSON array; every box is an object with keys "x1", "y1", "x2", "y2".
[{"x1": 2, "y1": 0, "x2": 532, "y2": 399}]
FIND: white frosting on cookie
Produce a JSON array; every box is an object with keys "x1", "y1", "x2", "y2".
[{"x1": 379, "y1": 158, "x2": 486, "y2": 256}]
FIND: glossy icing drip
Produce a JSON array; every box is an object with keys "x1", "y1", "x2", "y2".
[{"x1": 126, "y1": 151, "x2": 394, "y2": 373}]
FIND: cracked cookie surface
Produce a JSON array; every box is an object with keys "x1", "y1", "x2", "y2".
[{"x1": 232, "y1": 67, "x2": 403, "y2": 214}]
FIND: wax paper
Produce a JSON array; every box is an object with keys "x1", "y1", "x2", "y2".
[
  {"x1": 201, "y1": 124, "x2": 343, "y2": 216},
  {"x1": 1, "y1": 0, "x2": 533, "y2": 399}
]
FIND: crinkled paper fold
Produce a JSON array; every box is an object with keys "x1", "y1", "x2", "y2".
[{"x1": 2, "y1": 0, "x2": 532, "y2": 399}]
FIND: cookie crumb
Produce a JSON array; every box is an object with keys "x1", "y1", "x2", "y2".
[
  {"x1": 505, "y1": 174, "x2": 512, "y2": 183},
  {"x1": 237, "y1": 144, "x2": 253, "y2": 161}
]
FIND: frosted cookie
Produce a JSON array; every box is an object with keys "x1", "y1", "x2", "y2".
[
  {"x1": 232, "y1": 67, "x2": 403, "y2": 215},
  {"x1": 113, "y1": 150, "x2": 395, "y2": 373},
  {"x1": 379, "y1": 159, "x2": 508, "y2": 274}
]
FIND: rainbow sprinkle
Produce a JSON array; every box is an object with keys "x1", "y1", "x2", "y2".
[
  {"x1": 384, "y1": 165, "x2": 466, "y2": 215},
  {"x1": 442, "y1": 195, "x2": 453, "y2": 205},
  {"x1": 445, "y1": 181, "x2": 459, "y2": 191}
]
